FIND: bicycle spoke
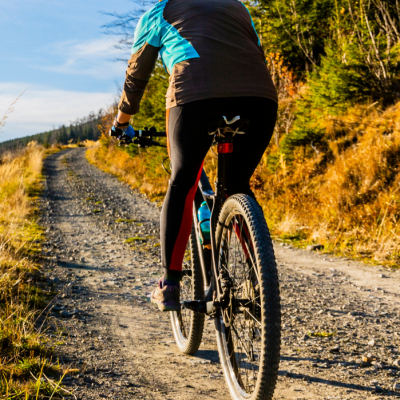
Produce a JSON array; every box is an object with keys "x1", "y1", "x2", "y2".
[
  {"x1": 230, "y1": 321, "x2": 253, "y2": 360},
  {"x1": 219, "y1": 213, "x2": 263, "y2": 394},
  {"x1": 243, "y1": 308, "x2": 262, "y2": 327}
]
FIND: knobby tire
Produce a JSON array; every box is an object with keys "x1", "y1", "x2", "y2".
[{"x1": 214, "y1": 194, "x2": 281, "y2": 400}]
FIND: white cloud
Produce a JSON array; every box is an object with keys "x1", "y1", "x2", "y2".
[
  {"x1": 0, "y1": 82, "x2": 117, "y2": 141},
  {"x1": 36, "y1": 38, "x2": 129, "y2": 78}
]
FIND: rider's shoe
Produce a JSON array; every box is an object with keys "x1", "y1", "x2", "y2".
[{"x1": 151, "y1": 279, "x2": 181, "y2": 312}]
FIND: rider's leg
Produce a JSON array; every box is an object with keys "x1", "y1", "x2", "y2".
[
  {"x1": 153, "y1": 100, "x2": 215, "y2": 310},
  {"x1": 224, "y1": 97, "x2": 278, "y2": 198},
  {"x1": 152, "y1": 102, "x2": 213, "y2": 311},
  {"x1": 160, "y1": 103, "x2": 214, "y2": 282}
]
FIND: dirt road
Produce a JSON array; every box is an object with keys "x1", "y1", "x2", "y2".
[{"x1": 40, "y1": 148, "x2": 400, "y2": 400}]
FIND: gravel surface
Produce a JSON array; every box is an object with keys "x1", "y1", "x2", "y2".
[{"x1": 39, "y1": 148, "x2": 400, "y2": 399}]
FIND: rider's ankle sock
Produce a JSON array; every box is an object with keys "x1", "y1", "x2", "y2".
[{"x1": 163, "y1": 269, "x2": 181, "y2": 286}]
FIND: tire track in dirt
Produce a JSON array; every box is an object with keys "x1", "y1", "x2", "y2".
[{"x1": 40, "y1": 148, "x2": 400, "y2": 400}]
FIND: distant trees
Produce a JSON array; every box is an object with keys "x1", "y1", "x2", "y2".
[{"x1": 0, "y1": 110, "x2": 105, "y2": 153}]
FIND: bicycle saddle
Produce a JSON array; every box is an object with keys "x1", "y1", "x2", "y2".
[{"x1": 208, "y1": 115, "x2": 249, "y2": 136}]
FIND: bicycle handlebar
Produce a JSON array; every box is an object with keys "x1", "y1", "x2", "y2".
[
  {"x1": 137, "y1": 130, "x2": 166, "y2": 138},
  {"x1": 113, "y1": 127, "x2": 167, "y2": 148},
  {"x1": 133, "y1": 128, "x2": 166, "y2": 148}
]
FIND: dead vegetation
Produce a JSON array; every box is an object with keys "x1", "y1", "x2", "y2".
[
  {"x1": 253, "y1": 101, "x2": 400, "y2": 265},
  {"x1": 0, "y1": 141, "x2": 68, "y2": 398}
]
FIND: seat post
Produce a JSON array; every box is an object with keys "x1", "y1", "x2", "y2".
[{"x1": 216, "y1": 151, "x2": 226, "y2": 204}]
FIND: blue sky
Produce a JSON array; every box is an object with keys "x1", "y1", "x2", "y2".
[{"x1": 0, "y1": 0, "x2": 145, "y2": 141}]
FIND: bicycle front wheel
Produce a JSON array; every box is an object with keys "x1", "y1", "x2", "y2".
[
  {"x1": 215, "y1": 194, "x2": 281, "y2": 400},
  {"x1": 170, "y1": 225, "x2": 205, "y2": 354}
]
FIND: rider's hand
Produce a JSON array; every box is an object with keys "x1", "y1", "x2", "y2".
[
  {"x1": 109, "y1": 117, "x2": 135, "y2": 145},
  {"x1": 110, "y1": 116, "x2": 129, "y2": 137}
]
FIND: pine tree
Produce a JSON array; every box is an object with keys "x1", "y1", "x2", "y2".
[
  {"x1": 59, "y1": 126, "x2": 68, "y2": 144},
  {"x1": 69, "y1": 125, "x2": 75, "y2": 142}
]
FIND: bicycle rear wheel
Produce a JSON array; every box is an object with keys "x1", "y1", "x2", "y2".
[
  {"x1": 214, "y1": 194, "x2": 281, "y2": 400},
  {"x1": 170, "y1": 225, "x2": 205, "y2": 354}
]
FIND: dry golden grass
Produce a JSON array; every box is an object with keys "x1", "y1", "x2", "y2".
[
  {"x1": 0, "y1": 142, "x2": 44, "y2": 221},
  {"x1": 254, "y1": 101, "x2": 400, "y2": 265},
  {"x1": 81, "y1": 139, "x2": 98, "y2": 148},
  {"x1": 0, "y1": 142, "x2": 68, "y2": 398}
]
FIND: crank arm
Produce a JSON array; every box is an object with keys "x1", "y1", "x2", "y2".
[{"x1": 182, "y1": 300, "x2": 216, "y2": 314}]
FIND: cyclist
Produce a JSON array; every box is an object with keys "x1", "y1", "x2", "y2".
[{"x1": 111, "y1": 0, "x2": 278, "y2": 311}]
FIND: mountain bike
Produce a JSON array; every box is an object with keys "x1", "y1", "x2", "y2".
[{"x1": 114, "y1": 118, "x2": 281, "y2": 400}]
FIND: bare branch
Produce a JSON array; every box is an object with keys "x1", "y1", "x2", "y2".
[
  {"x1": 100, "y1": 0, "x2": 156, "y2": 51},
  {"x1": 363, "y1": 2, "x2": 388, "y2": 80},
  {"x1": 276, "y1": 0, "x2": 317, "y2": 66},
  {"x1": 0, "y1": 91, "x2": 26, "y2": 134}
]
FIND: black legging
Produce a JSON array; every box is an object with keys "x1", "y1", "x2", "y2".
[{"x1": 161, "y1": 96, "x2": 277, "y2": 272}]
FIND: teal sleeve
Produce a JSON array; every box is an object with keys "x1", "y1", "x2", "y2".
[{"x1": 240, "y1": 3, "x2": 261, "y2": 47}]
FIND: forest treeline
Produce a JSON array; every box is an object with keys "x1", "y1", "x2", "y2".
[
  {"x1": 0, "y1": 110, "x2": 103, "y2": 154},
  {"x1": 92, "y1": 0, "x2": 400, "y2": 266}
]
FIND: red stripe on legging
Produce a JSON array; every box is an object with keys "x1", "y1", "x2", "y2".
[
  {"x1": 166, "y1": 109, "x2": 171, "y2": 158},
  {"x1": 169, "y1": 162, "x2": 204, "y2": 271}
]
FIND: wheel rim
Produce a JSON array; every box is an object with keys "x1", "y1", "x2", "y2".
[{"x1": 217, "y1": 211, "x2": 263, "y2": 397}]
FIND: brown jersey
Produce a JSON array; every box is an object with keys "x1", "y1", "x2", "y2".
[{"x1": 118, "y1": 0, "x2": 277, "y2": 115}]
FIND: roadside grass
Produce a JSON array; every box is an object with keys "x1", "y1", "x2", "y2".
[
  {"x1": 0, "y1": 142, "x2": 68, "y2": 398},
  {"x1": 86, "y1": 110, "x2": 169, "y2": 203}
]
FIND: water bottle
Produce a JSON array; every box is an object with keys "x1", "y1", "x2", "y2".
[{"x1": 197, "y1": 201, "x2": 211, "y2": 243}]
